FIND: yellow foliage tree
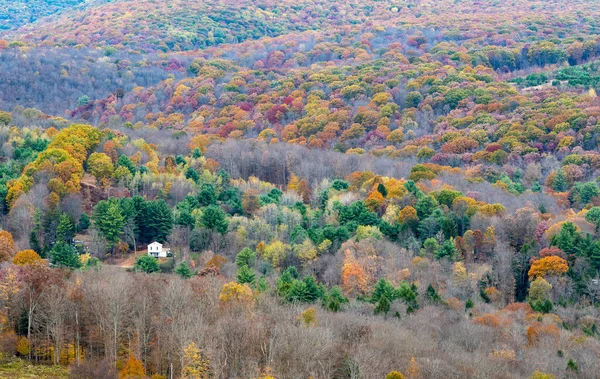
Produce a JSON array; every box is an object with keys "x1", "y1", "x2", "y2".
[
  {"x1": 183, "y1": 342, "x2": 210, "y2": 379},
  {"x1": 298, "y1": 307, "x2": 317, "y2": 326},
  {"x1": 219, "y1": 282, "x2": 254, "y2": 307},
  {"x1": 16, "y1": 336, "x2": 30, "y2": 356},
  {"x1": 12, "y1": 250, "x2": 43, "y2": 266}
]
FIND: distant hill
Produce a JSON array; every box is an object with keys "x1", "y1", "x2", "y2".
[
  {"x1": 4, "y1": 0, "x2": 394, "y2": 52},
  {"x1": 0, "y1": 0, "x2": 93, "y2": 31}
]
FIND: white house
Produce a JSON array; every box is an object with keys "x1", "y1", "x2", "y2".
[{"x1": 148, "y1": 241, "x2": 171, "y2": 258}]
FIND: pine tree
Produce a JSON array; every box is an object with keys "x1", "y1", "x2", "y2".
[
  {"x1": 372, "y1": 278, "x2": 397, "y2": 303},
  {"x1": 426, "y1": 284, "x2": 442, "y2": 303},
  {"x1": 236, "y1": 265, "x2": 256, "y2": 285},
  {"x1": 198, "y1": 184, "x2": 217, "y2": 206},
  {"x1": 175, "y1": 261, "x2": 193, "y2": 279},
  {"x1": 303, "y1": 276, "x2": 322, "y2": 302},
  {"x1": 323, "y1": 286, "x2": 348, "y2": 312},
  {"x1": 235, "y1": 247, "x2": 256, "y2": 268},
  {"x1": 93, "y1": 200, "x2": 125, "y2": 248},
  {"x1": 143, "y1": 200, "x2": 173, "y2": 242},
  {"x1": 56, "y1": 213, "x2": 75, "y2": 243},
  {"x1": 374, "y1": 295, "x2": 391, "y2": 315},
  {"x1": 135, "y1": 255, "x2": 160, "y2": 273},
  {"x1": 552, "y1": 169, "x2": 567, "y2": 192},
  {"x1": 377, "y1": 183, "x2": 388, "y2": 198},
  {"x1": 77, "y1": 213, "x2": 90, "y2": 232},
  {"x1": 50, "y1": 243, "x2": 80, "y2": 268}
]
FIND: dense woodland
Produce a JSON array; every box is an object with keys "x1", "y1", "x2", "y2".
[{"x1": 0, "y1": 0, "x2": 599, "y2": 378}]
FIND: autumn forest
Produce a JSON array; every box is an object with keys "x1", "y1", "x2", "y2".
[{"x1": 0, "y1": 0, "x2": 599, "y2": 378}]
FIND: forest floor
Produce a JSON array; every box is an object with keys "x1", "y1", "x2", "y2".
[{"x1": 0, "y1": 358, "x2": 68, "y2": 378}]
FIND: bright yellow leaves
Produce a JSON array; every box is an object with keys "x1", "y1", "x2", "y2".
[{"x1": 219, "y1": 282, "x2": 254, "y2": 307}]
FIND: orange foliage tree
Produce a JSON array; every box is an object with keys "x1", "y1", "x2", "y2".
[
  {"x1": 528, "y1": 256, "x2": 569, "y2": 278},
  {"x1": 341, "y1": 249, "x2": 370, "y2": 295},
  {"x1": 119, "y1": 354, "x2": 145, "y2": 379}
]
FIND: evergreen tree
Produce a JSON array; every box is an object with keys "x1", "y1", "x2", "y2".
[
  {"x1": 175, "y1": 261, "x2": 193, "y2": 279},
  {"x1": 135, "y1": 255, "x2": 160, "y2": 273},
  {"x1": 50, "y1": 243, "x2": 80, "y2": 268},
  {"x1": 552, "y1": 169, "x2": 568, "y2": 192},
  {"x1": 77, "y1": 213, "x2": 90, "y2": 232},
  {"x1": 93, "y1": 200, "x2": 125, "y2": 248},
  {"x1": 323, "y1": 286, "x2": 348, "y2": 312},
  {"x1": 303, "y1": 276, "x2": 322, "y2": 302},
  {"x1": 116, "y1": 155, "x2": 136, "y2": 175},
  {"x1": 256, "y1": 276, "x2": 269, "y2": 292},
  {"x1": 426, "y1": 284, "x2": 442, "y2": 303},
  {"x1": 371, "y1": 278, "x2": 397, "y2": 303},
  {"x1": 415, "y1": 195, "x2": 438, "y2": 219},
  {"x1": 56, "y1": 213, "x2": 75, "y2": 244},
  {"x1": 374, "y1": 295, "x2": 391, "y2": 315},
  {"x1": 201, "y1": 205, "x2": 229, "y2": 234},
  {"x1": 436, "y1": 239, "x2": 457, "y2": 259},
  {"x1": 236, "y1": 265, "x2": 256, "y2": 285},
  {"x1": 235, "y1": 247, "x2": 256, "y2": 268},
  {"x1": 377, "y1": 183, "x2": 388, "y2": 198},
  {"x1": 191, "y1": 148, "x2": 202, "y2": 159},
  {"x1": 198, "y1": 184, "x2": 218, "y2": 207},
  {"x1": 550, "y1": 222, "x2": 580, "y2": 255},
  {"x1": 185, "y1": 168, "x2": 200, "y2": 183},
  {"x1": 585, "y1": 207, "x2": 600, "y2": 233},
  {"x1": 143, "y1": 200, "x2": 173, "y2": 243}
]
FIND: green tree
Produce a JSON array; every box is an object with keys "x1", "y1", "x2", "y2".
[
  {"x1": 415, "y1": 195, "x2": 438, "y2": 219},
  {"x1": 50, "y1": 242, "x2": 80, "y2": 268},
  {"x1": 235, "y1": 247, "x2": 256, "y2": 268},
  {"x1": 377, "y1": 183, "x2": 388, "y2": 198},
  {"x1": 552, "y1": 169, "x2": 568, "y2": 192},
  {"x1": 374, "y1": 295, "x2": 391, "y2": 315},
  {"x1": 201, "y1": 205, "x2": 229, "y2": 234},
  {"x1": 436, "y1": 239, "x2": 457, "y2": 259},
  {"x1": 371, "y1": 278, "x2": 397, "y2": 303},
  {"x1": 175, "y1": 261, "x2": 193, "y2": 279},
  {"x1": 585, "y1": 207, "x2": 600, "y2": 233},
  {"x1": 192, "y1": 148, "x2": 202, "y2": 159},
  {"x1": 56, "y1": 213, "x2": 75, "y2": 243},
  {"x1": 236, "y1": 265, "x2": 256, "y2": 285},
  {"x1": 185, "y1": 168, "x2": 200, "y2": 183},
  {"x1": 143, "y1": 200, "x2": 173, "y2": 243},
  {"x1": 323, "y1": 286, "x2": 348, "y2": 312},
  {"x1": 77, "y1": 213, "x2": 90, "y2": 232},
  {"x1": 117, "y1": 155, "x2": 136, "y2": 175},
  {"x1": 135, "y1": 255, "x2": 160, "y2": 273},
  {"x1": 550, "y1": 222, "x2": 580, "y2": 255},
  {"x1": 93, "y1": 200, "x2": 125, "y2": 248},
  {"x1": 198, "y1": 184, "x2": 217, "y2": 207},
  {"x1": 426, "y1": 284, "x2": 442, "y2": 303}
]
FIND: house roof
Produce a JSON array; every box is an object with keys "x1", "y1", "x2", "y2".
[{"x1": 148, "y1": 241, "x2": 162, "y2": 246}]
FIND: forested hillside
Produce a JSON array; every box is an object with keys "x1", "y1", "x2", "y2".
[
  {"x1": 0, "y1": 0, "x2": 599, "y2": 378},
  {"x1": 0, "y1": 0, "x2": 92, "y2": 31}
]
